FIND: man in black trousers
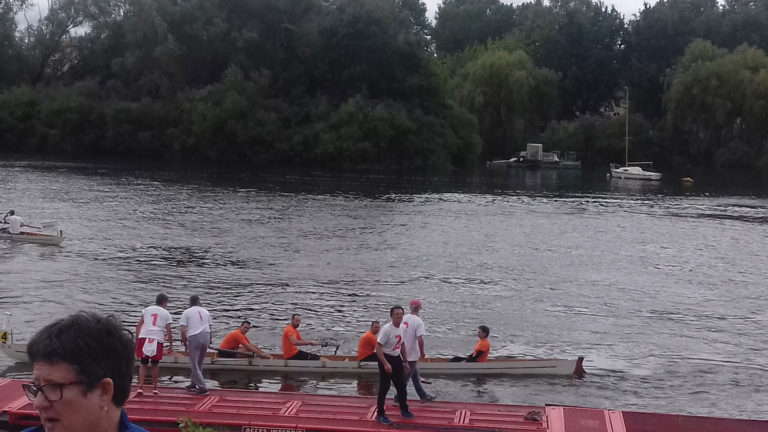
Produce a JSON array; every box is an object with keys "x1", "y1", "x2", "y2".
[{"x1": 375, "y1": 306, "x2": 415, "y2": 425}]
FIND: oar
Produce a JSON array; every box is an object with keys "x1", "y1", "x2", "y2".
[
  {"x1": 24, "y1": 225, "x2": 42, "y2": 230},
  {"x1": 318, "y1": 338, "x2": 342, "y2": 355}
]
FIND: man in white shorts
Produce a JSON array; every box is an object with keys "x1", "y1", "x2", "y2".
[
  {"x1": 135, "y1": 293, "x2": 173, "y2": 395},
  {"x1": 375, "y1": 306, "x2": 415, "y2": 425}
]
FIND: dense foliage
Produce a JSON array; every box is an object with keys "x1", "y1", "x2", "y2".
[{"x1": 0, "y1": 0, "x2": 767, "y2": 173}]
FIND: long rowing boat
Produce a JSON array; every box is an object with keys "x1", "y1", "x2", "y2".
[
  {"x1": 0, "y1": 223, "x2": 65, "y2": 246},
  {"x1": 0, "y1": 341, "x2": 585, "y2": 377}
]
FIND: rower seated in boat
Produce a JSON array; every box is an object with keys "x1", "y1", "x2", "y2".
[
  {"x1": 218, "y1": 321, "x2": 271, "y2": 359},
  {"x1": 282, "y1": 314, "x2": 322, "y2": 360},
  {"x1": 357, "y1": 321, "x2": 380, "y2": 361},
  {"x1": 450, "y1": 325, "x2": 490, "y2": 362},
  {"x1": 2, "y1": 210, "x2": 23, "y2": 234}
]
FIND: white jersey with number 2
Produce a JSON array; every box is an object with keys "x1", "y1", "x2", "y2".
[
  {"x1": 139, "y1": 305, "x2": 172, "y2": 340},
  {"x1": 377, "y1": 322, "x2": 405, "y2": 356}
]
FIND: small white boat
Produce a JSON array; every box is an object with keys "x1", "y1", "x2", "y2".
[
  {"x1": 0, "y1": 221, "x2": 65, "y2": 245},
  {"x1": 610, "y1": 163, "x2": 662, "y2": 181},
  {"x1": 0, "y1": 340, "x2": 585, "y2": 377},
  {"x1": 610, "y1": 88, "x2": 662, "y2": 181}
]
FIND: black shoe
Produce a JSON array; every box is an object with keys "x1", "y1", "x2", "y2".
[
  {"x1": 420, "y1": 394, "x2": 436, "y2": 402},
  {"x1": 376, "y1": 415, "x2": 392, "y2": 425},
  {"x1": 184, "y1": 384, "x2": 197, "y2": 392},
  {"x1": 400, "y1": 411, "x2": 415, "y2": 419},
  {"x1": 195, "y1": 388, "x2": 209, "y2": 396}
]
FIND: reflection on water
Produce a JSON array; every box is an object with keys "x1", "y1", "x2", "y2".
[{"x1": 1, "y1": 161, "x2": 768, "y2": 420}]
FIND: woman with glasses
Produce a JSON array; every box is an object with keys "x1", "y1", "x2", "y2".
[{"x1": 21, "y1": 311, "x2": 147, "y2": 432}]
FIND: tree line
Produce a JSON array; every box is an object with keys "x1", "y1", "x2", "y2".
[{"x1": 0, "y1": 0, "x2": 767, "y2": 174}]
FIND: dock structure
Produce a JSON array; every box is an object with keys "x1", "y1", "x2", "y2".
[{"x1": 1, "y1": 378, "x2": 766, "y2": 432}]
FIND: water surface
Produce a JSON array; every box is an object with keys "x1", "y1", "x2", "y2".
[{"x1": 1, "y1": 161, "x2": 766, "y2": 420}]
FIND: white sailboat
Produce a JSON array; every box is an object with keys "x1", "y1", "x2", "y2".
[{"x1": 610, "y1": 88, "x2": 662, "y2": 181}]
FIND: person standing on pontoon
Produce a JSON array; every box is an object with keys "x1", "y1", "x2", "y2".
[
  {"x1": 180, "y1": 295, "x2": 212, "y2": 396},
  {"x1": 398, "y1": 300, "x2": 436, "y2": 403},
  {"x1": 135, "y1": 293, "x2": 174, "y2": 396}
]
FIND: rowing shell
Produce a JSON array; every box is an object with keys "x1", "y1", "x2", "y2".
[
  {"x1": 0, "y1": 230, "x2": 64, "y2": 245},
  {"x1": 0, "y1": 341, "x2": 585, "y2": 377}
]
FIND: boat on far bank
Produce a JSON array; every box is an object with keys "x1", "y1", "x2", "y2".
[
  {"x1": 610, "y1": 163, "x2": 662, "y2": 180},
  {"x1": 487, "y1": 144, "x2": 581, "y2": 169},
  {"x1": 609, "y1": 88, "x2": 662, "y2": 181}
]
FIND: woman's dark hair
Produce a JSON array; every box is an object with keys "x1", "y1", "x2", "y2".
[{"x1": 27, "y1": 312, "x2": 134, "y2": 407}]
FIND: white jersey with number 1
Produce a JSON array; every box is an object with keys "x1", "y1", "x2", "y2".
[
  {"x1": 139, "y1": 305, "x2": 172, "y2": 340},
  {"x1": 377, "y1": 322, "x2": 405, "y2": 356}
]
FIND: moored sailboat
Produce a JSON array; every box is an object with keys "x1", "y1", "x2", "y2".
[{"x1": 610, "y1": 88, "x2": 662, "y2": 181}]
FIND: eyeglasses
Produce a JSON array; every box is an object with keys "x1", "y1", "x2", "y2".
[{"x1": 22, "y1": 381, "x2": 86, "y2": 402}]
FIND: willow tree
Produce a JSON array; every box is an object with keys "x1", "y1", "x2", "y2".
[
  {"x1": 665, "y1": 39, "x2": 768, "y2": 170},
  {"x1": 456, "y1": 48, "x2": 557, "y2": 159}
]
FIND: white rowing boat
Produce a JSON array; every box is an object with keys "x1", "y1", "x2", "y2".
[
  {"x1": 0, "y1": 222, "x2": 65, "y2": 246},
  {"x1": 0, "y1": 341, "x2": 585, "y2": 377}
]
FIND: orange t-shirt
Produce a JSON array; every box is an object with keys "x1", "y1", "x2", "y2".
[
  {"x1": 357, "y1": 330, "x2": 378, "y2": 361},
  {"x1": 282, "y1": 325, "x2": 301, "y2": 358},
  {"x1": 220, "y1": 330, "x2": 250, "y2": 350},
  {"x1": 473, "y1": 339, "x2": 490, "y2": 362}
]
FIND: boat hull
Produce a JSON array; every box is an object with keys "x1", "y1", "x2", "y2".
[
  {"x1": 0, "y1": 231, "x2": 64, "y2": 245},
  {"x1": 1, "y1": 343, "x2": 584, "y2": 377},
  {"x1": 610, "y1": 164, "x2": 662, "y2": 181}
]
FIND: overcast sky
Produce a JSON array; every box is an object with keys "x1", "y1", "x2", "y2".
[{"x1": 423, "y1": 0, "x2": 654, "y2": 21}]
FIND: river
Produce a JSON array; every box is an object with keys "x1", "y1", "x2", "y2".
[{"x1": 1, "y1": 160, "x2": 766, "y2": 420}]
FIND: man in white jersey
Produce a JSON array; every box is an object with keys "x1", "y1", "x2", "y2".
[
  {"x1": 397, "y1": 299, "x2": 435, "y2": 403},
  {"x1": 2, "y1": 210, "x2": 24, "y2": 234},
  {"x1": 374, "y1": 306, "x2": 415, "y2": 425},
  {"x1": 135, "y1": 293, "x2": 173, "y2": 395},
  {"x1": 180, "y1": 295, "x2": 212, "y2": 396}
]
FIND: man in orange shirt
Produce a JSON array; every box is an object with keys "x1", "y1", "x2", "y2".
[
  {"x1": 219, "y1": 320, "x2": 272, "y2": 359},
  {"x1": 357, "y1": 321, "x2": 380, "y2": 361},
  {"x1": 282, "y1": 314, "x2": 321, "y2": 360},
  {"x1": 451, "y1": 325, "x2": 490, "y2": 362}
]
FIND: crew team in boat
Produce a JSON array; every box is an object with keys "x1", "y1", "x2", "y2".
[{"x1": 132, "y1": 293, "x2": 490, "y2": 402}]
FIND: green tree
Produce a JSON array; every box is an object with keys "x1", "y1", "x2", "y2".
[
  {"x1": 624, "y1": 0, "x2": 721, "y2": 120},
  {"x1": 456, "y1": 48, "x2": 558, "y2": 158},
  {"x1": 665, "y1": 39, "x2": 768, "y2": 170},
  {"x1": 433, "y1": 0, "x2": 515, "y2": 55},
  {"x1": 0, "y1": 0, "x2": 25, "y2": 87},
  {"x1": 719, "y1": 0, "x2": 768, "y2": 53},
  {"x1": 514, "y1": 0, "x2": 625, "y2": 118}
]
